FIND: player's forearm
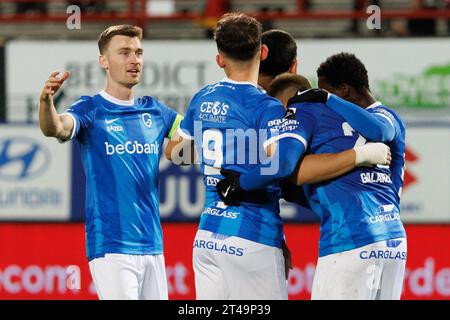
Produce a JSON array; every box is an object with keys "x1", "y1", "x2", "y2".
[
  {"x1": 240, "y1": 138, "x2": 304, "y2": 190},
  {"x1": 39, "y1": 97, "x2": 64, "y2": 137},
  {"x1": 327, "y1": 95, "x2": 395, "y2": 142},
  {"x1": 293, "y1": 150, "x2": 355, "y2": 185},
  {"x1": 293, "y1": 142, "x2": 391, "y2": 185}
]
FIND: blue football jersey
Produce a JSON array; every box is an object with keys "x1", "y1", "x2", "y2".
[
  {"x1": 286, "y1": 101, "x2": 406, "y2": 256},
  {"x1": 65, "y1": 91, "x2": 180, "y2": 261},
  {"x1": 179, "y1": 78, "x2": 289, "y2": 248}
]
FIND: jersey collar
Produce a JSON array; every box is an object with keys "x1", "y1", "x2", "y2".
[
  {"x1": 99, "y1": 90, "x2": 135, "y2": 106},
  {"x1": 367, "y1": 101, "x2": 383, "y2": 109},
  {"x1": 221, "y1": 77, "x2": 257, "y2": 88}
]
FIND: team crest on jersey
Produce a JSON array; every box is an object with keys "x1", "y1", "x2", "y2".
[{"x1": 142, "y1": 113, "x2": 152, "y2": 128}]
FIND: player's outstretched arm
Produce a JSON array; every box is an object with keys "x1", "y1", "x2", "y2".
[
  {"x1": 39, "y1": 71, "x2": 74, "y2": 141},
  {"x1": 326, "y1": 94, "x2": 396, "y2": 142},
  {"x1": 293, "y1": 142, "x2": 391, "y2": 185},
  {"x1": 216, "y1": 137, "x2": 305, "y2": 205},
  {"x1": 235, "y1": 137, "x2": 305, "y2": 191},
  {"x1": 292, "y1": 89, "x2": 396, "y2": 142}
]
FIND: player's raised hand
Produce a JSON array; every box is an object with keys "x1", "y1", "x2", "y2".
[{"x1": 40, "y1": 71, "x2": 70, "y2": 102}]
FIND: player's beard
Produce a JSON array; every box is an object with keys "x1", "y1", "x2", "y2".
[
  {"x1": 107, "y1": 67, "x2": 141, "y2": 89},
  {"x1": 120, "y1": 72, "x2": 140, "y2": 88},
  {"x1": 126, "y1": 69, "x2": 141, "y2": 84}
]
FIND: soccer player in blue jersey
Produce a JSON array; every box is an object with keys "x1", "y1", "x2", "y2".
[
  {"x1": 165, "y1": 14, "x2": 390, "y2": 300},
  {"x1": 38, "y1": 25, "x2": 182, "y2": 300},
  {"x1": 167, "y1": 13, "x2": 290, "y2": 300},
  {"x1": 218, "y1": 54, "x2": 407, "y2": 300},
  {"x1": 294, "y1": 53, "x2": 408, "y2": 299}
]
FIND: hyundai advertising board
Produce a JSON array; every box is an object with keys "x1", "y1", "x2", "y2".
[{"x1": 0, "y1": 125, "x2": 71, "y2": 220}]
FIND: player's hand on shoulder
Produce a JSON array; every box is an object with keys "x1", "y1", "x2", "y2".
[
  {"x1": 354, "y1": 142, "x2": 391, "y2": 167},
  {"x1": 40, "y1": 71, "x2": 71, "y2": 102},
  {"x1": 287, "y1": 88, "x2": 330, "y2": 108}
]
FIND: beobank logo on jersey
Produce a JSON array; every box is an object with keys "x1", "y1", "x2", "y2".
[{"x1": 104, "y1": 141, "x2": 160, "y2": 156}]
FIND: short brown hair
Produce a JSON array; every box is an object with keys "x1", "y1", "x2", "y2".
[
  {"x1": 260, "y1": 30, "x2": 297, "y2": 77},
  {"x1": 98, "y1": 25, "x2": 143, "y2": 54},
  {"x1": 214, "y1": 12, "x2": 262, "y2": 61},
  {"x1": 267, "y1": 73, "x2": 312, "y2": 98}
]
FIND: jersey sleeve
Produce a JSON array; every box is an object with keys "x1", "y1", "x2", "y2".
[
  {"x1": 158, "y1": 101, "x2": 183, "y2": 139},
  {"x1": 280, "y1": 102, "x2": 317, "y2": 148},
  {"x1": 367, "y1": 106, "x2": 401, "y2": 140},
  {"x1": 256, "y1": 102, "x2": 291, "y2": 149},
  {"x1": 326, "y1": 94, "x2": 396, "y2": 142},
  {"x1": 61, "y1": 96, "x2": 93, "y2": 142},
  {"x1": 238, "y1": 102, "x2": 316, "y2": 191},
  {"x1": 259, "y1": 101, "x2": 315, "y2": 151}
]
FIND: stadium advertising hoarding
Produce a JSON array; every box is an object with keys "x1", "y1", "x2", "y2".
[
  {"x1": 0, "y1": 122, "x2": 448, "y2": 223},
  {"x1": 6, "y1": 40, "x2": 220, "y2": 122},
  {"x1": 0, "y1": 223, "x2": 448, "y2": 300},
  {"x1": 3, "y1": 39, "x2": 450, "y2": 222},
  {"x1": 6, "y1": 39, "x2": 450, "y2": 122},
  {"x1": 67, "y1": 124, "x2": 450, "y2": 223},
  {"x1": 400, "y1": 124, "x2": 450, "y2": 222},
  {"x1": 0, "y1": 125, "x2": 71, "y2": 220}
]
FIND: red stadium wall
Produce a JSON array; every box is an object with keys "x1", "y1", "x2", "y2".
[{"x1": 0, "y1": 223, "x2": 449, "y2": 300}]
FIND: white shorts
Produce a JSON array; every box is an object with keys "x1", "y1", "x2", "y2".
[
  {"x1": 311, "y1": 238, "x2": 407, "y2": 300},
  {"x1": 89, "y1": 253, "x2": 168, "y2": 300},
  {"x1": 193, "y1": 230, "x2": 288, "y2": 300}
]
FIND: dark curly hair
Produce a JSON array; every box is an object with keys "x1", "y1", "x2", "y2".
[{"x1": 317, "y1": 52, "x2": 370, "y2": 92}]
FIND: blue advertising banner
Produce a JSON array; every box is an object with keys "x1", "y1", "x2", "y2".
[{"x1": 4, "y1": 122, "x2": 446, "y2": 223}]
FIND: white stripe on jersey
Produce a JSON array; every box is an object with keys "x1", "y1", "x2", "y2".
[
  {"x1": 263, "y1": 132, "x2": 308, "y2": 150},
  {"x1": 57, "y1": 112, "x2": 78, "y2": 144},
  {"x1": 374, "y1": 112, "x2": 395, "y2": 128},
  {"x1": 366, "y1": 101, "x2": 383, "y2": 109}
]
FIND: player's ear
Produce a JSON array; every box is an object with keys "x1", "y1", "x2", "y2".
[
  {"x1": 216, "y1": 53, "x2": 225, "y2": 69},
  {"x1": 99, "y1": 54, "x2": 108, "y2": 70},
  {"x1": 288, "y1": 58, "x2": 298, "y2": 74},
  {"x1": 260, "y1": 44, "x2": 268, "y2": 62}
]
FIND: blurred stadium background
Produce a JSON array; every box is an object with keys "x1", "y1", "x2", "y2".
[{"x1": 0, "y1": 0, "x2": 449, "y2": 300}]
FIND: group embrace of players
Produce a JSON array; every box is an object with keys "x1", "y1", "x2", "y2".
[{"x1": 39, "y1": 12, "x2": 407, "y2": 300}]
